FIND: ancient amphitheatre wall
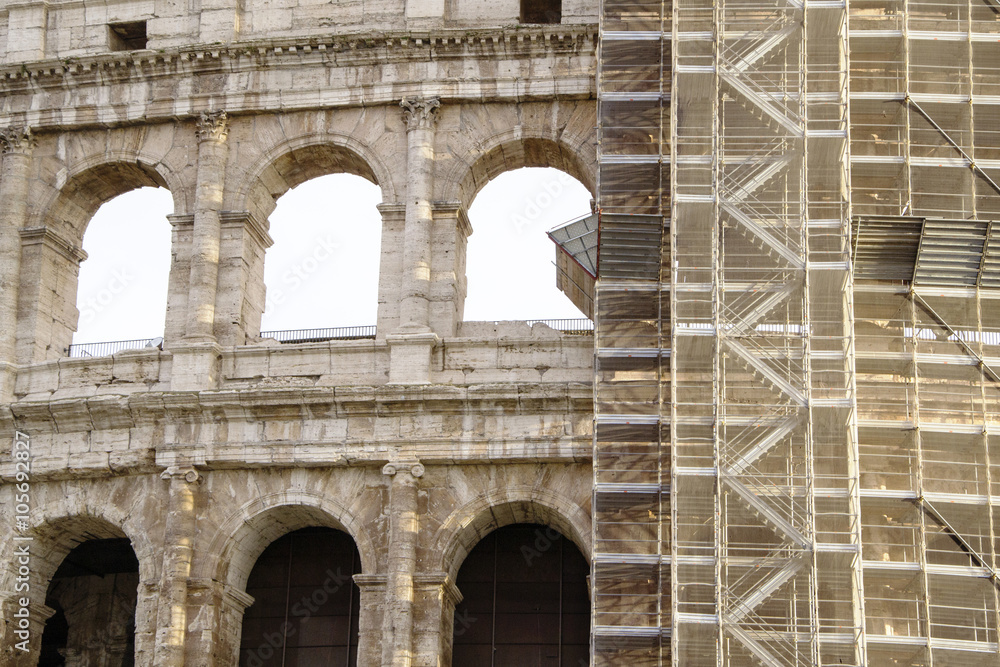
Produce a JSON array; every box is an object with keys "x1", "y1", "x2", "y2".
[{"x1": 0, "y1": 1, "x2": 599, "y2": 664}]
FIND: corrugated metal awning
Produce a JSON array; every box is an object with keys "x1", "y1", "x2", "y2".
[{"x1": 853, "y1": 216, "x2": 1000, "y2": 288}]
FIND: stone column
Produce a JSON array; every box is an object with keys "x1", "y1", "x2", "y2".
[
  {"x1": 185, "y1": 110, "x2": 229, "y2": 342},
  {"x1": 354, "y1": 574, "x2": 387, "y2": 667},
  {"x1": 0, "y1": 127, "x2": 34, "y2": 399},
  {"x1": 389, "y1": 99, "x2": 441, "y2": 383},
  {"x1": 380, "y1": 461, "x2": 424, "y2": 667},
  {"x1": 152, "y1": 465, "x2": 202, "y2": 667},
  {"x1": 398, "y1": 98, "x2": 439, "y2": 333},
  {"x1": 171, "y1": 112, "x2": 228, "y2": 391}
]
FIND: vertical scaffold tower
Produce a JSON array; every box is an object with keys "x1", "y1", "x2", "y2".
[{"x1": 593, "y1": 1, "x2": 867, "y2": 664}]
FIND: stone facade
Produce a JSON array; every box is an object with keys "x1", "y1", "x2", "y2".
[{"x1": 0, "y1": 1, "x2": 598, "y2": 664}]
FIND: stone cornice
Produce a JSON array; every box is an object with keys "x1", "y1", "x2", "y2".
[
  {"x1": 0, "y1": 25, "x2": 596, "y2": 132},
  {"x1": 0, "y1": 24, "x2": 596, "y2": 87},
  {"x1": 4, "y1": 381, "x2": 592, "y2": 432}
]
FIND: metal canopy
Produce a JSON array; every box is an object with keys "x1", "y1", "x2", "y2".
[
  {"x1": 547, "y1": 212, "x2": 600, "y2": 277},
  {"x1": 852, "y1": 216, "x2": 1000, "y2": 287}
]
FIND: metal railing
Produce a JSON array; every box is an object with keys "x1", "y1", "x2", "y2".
[
  {"x1": 66, "y1": 337, "x2": 163, "y2": 358},
  {"x1": 260, "y1": 325, "x2": 377, "y2": 344},
  {"x1": 524, "y1": 318, "x2": 594, "y2": 334},
  {"x1": 65, "y1": 319, "x2": 593, "y2": 357}
]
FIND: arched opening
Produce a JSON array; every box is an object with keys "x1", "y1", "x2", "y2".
[
  {"x1": 452, "y1": 523, "x2": 589, "y2": 666},
  {"x1": 464, "y1": 167, "x2": 592, "y2": 322},
  {"x1": 521, "y1": 0, "x2": 561, "y2": 24},
  {"x1": 239, "y1": 527, "x2": 362, "y2": 667},
  {"x1": 72, "y1": 187, "x2": 173, "y2": 349},
  {"x1": 260, "y1": 174, "x2": 382, "y2": 337},
  {"x1": 38, "y1": 537, "x2": 140, "y2": 666},
  {"x1": 22, "y1": 160, "x2": 176, "y2": 362}
]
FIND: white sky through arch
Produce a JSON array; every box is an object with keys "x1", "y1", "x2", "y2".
[{"x1": 73, "y1": 168, "x2": 592, "y2": 343}]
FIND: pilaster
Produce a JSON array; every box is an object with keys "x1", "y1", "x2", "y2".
[
  {"x1": 184, "y1": 577, "x2": 254, "y2": 667},
  {"x1": 5, "y1": 1, "x2": 49, "y2": 62},
  {"x1": 380, "y1": 461, "x2": 424, "y2": 666},
  {"x1": 164, "y1": 215, "x2": 194, "y2": 347},
  {"x1": 198, "y1": 0, "x2": 240, "y2": 44},
  {"x1": 0, "y1": 126, "x2": 34, "y2": 399},
  {"x1": 152, "y1": 465, "x2": 203, "y2": 667},
  {"x1": 376, "y1": 202, "x2": 407, "y2": 338},
  {"x1": 185, "y1": 110, "x2": 230, "y2": 343},
  {"x1": 405, "y1": 0, "x2": 446, "y2": 27}
]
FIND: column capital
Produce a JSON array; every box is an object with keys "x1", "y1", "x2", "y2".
[
  {"x1": 160, "y1": 465, "x2": 203, "y2": 484},
  {"x1": 195, "y1": 110, "x2": 229, "y2": 144},
  {"x1": 382, "y1": 461, "x2": 425, "y2": 478},
  {"x1": 0, "y1": 126, "x2": 35, "y2": 155},
  {"x1": 400, "y1": 97, "x2": 441, "y2": 131}
]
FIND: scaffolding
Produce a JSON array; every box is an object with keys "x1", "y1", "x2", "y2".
[{"x1": 591, "y1": 1, "x2": 1000, "y2": 665}]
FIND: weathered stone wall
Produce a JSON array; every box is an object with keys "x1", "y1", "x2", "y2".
[
  {"x1": 0, "y1": 1, "x2": 598, "y2": 664},
  {"x1": 0, "y1": 0, "x2": 599, "y2": 64}
]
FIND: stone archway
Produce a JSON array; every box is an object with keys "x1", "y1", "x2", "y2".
[
  {"x1": 451, "y1": 523, "x2": 589, "y2": 666},
  {"x1": 452, "y1": 135, "x2": 595, "y2": 213},
  {"x1": 223, "y1": 131, "x2": 397, "y2": 341},
  {"x1": 430, "y1": 492, "x2": 591, "y2": 667},
  {"x1": 201, "y1": 493, "x2": 378, "y2": 667},
  {"x1": 18, "y1": 158, "x2": 180, "y2": 364},
  {"x1": 0, "y1": 512, "x2": 156, "y2": 667},
  {"x1": 434, "y1": 122, "x2": 597, "y2": 331},
  {"x1": 433, "y1": 491, "x2": 592, "y2": 584},
  {"x1": 238, "y1": 527, "x2": 362, "y2": 667}
]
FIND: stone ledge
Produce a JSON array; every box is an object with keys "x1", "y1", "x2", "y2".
[
  {"x1": 3, "y1": 381, "x2": 593, "y2": 431},
  {"x1": 0, "y1": 24, "x2": 597, "y2": 86}
]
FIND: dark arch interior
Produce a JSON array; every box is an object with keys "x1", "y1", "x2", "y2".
[
  {"x1": 453, "y1": 523, "x2": 589, "y2": 666},
  {"x1": 39, "y1": 537, "x2": 139, "y2": 667},
  {"x1": 240, "y1": 527, "x2": 361, "y2": 667}
]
